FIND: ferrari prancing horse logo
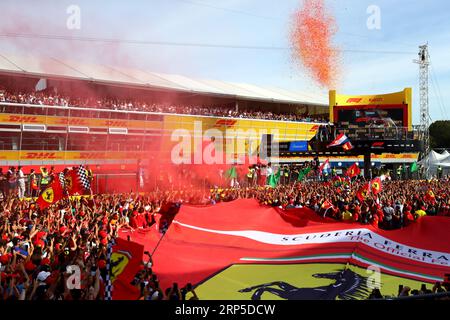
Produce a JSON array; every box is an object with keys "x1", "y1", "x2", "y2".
[{"x1": 43, "y1": 188, "x2": 54, "y2": 203}]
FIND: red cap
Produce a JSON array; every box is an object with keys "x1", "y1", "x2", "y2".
[
  {"x1": 41, "y1": 258, "x2": 51, "y2": 266},
  {"x1": 25, "y1": 261, "x2": 36, "y2": 272},
  {"x1": 35, "y1": 231, "x2": 47, "y2": 240},
  {"x1": 98, "y1": 230, "x2": 108, "y2": 239},
  {"x1": 98, "y1": 259, "x2": 106, "y2": 269},
  {"x1": 46, "y1": 272, "x2": 58, "y2": 285},
  {"x1": 0, "y1": 254, "x2": 11, "y2": 265},
  {"x1": 35, "y1": 240, "x2": 45, "y2": 248},
  {"x1": 59, "y1": 226, "x2": 67, "y2": 234}
]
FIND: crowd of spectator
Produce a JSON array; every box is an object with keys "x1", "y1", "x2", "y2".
[
  {"x1": 210, "y1": 178, "x2": 450, "y2": 229},
  {"x1": 0, "y1": 89, "x2": 328, "y2": 123},
  {"x1": 368, "y1": 282, "x2": 450, "y2": 300},
  {"x1": 0, "y1": 187, "x2": 211, "y2": 300}
]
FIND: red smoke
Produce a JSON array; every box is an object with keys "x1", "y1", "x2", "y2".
[{"x1": 290, "y1": 0, "x2": 340, "y2": 88}]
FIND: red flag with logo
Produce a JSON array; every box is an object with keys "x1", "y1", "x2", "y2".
[
  {"x1": 346, "y1": 163, "x2": 361, "y2": 178},
  {"x1": 36, "y1": 179, "x2": 64, "y2": 209},
  {"x1": 111, "y1": 238, "x2": 144, "y2": 300},
  {"x1": 342, "y1": 141, "x2": 354, "y2": 151},
  {"x1": 65, "y1": 169, "x2": 84, "y2": 195},
  {"x1": 371, "y1": 177, "x2": 383, "y2": 195},
  {"x1": 321, "y1": 200, "x2": 334, "y2": 211},
  {"x1": 356, "y1": 183, "x2": 371, "y2": 202},
  {"x1": 425, "y1": 190, "x2": 436, "y2": 204}
]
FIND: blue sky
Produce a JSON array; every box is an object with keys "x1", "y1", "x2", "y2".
[{"x1": 1, "y1": 0, "x2": 449, "y2": 124}]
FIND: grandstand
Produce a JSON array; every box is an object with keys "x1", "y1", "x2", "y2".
[{"x1": 0, "y1": 54, "x2": 330, "y2": 192}]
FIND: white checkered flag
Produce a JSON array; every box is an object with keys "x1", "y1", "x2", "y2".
[
  {"x1": 77, "y1": 165, "x2": 91, "y2": 191},
  {"x1": 59, "y1": 171, "x2": 66, "y2": 189}
]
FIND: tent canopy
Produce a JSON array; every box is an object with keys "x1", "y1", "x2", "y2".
[{"x1": 419, "y1": 150, "x2": 450, "y2": 170}]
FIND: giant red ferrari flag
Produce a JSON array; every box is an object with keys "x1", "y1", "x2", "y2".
[{"x1": 119, "y1": 199, "x2": 450, "y2": 300}]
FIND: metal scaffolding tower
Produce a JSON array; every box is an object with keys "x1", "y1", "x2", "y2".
[{"x1": 414, "y1": 44, "x2": 430, "y2": 178}]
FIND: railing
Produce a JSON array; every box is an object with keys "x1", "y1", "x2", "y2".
[{"x1": 315, "y1": 125, "x2": 424, "y2": 143}]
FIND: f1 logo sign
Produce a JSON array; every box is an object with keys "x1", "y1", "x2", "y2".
[
  {"x1": 372, "y1": 142, "x2": 384, "y2": 148},
  {"x1": 346, "y1": 98, "x2": 363, "y2": 103}
]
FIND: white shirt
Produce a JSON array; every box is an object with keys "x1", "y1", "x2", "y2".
[{"x1": 18, "y1": 170, "x2": 25, "y2": 182}]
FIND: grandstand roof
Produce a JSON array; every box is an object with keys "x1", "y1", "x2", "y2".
[{"x1": 0, "y1": 53, "x2": 327, "y2": 106}]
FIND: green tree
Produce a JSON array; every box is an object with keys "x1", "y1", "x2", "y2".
[{"x1": 429, "y1": 121, "x2": 450, "y2": 148}]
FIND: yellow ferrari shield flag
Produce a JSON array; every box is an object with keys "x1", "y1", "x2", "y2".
[
  {"x1": 37, "y1": 180, "x2": 64, "y2": 209},
  {"x1": 370, "y1": 177, "x2": 383, "y2": 195}
]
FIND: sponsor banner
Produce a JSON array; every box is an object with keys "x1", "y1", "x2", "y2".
[
  {"x1": 0, "y1": 151, "x2": 150, "y2": 161},
  {"x1": 331, "y1": 88, "x2": 412, "y2": 107},
  {"x1": 0, "y1": 113, "x2": 162, "y2": 129},
  {"x1": 0, "y1": 150, "x2": 419, "y2": 164},
  {"x1": 288, "y1": 141, "x2": 309, "y2": 152},
  {"x1": 162, "y1": 114, "x2": 322, "y2": 158},
  {"x1": 163, "y1": 114, "x2": 320, "y2": 142}
]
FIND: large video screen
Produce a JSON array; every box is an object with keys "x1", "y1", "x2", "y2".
[{"x1": 335, "y1": 105, "x2": 407, "y2": 129}]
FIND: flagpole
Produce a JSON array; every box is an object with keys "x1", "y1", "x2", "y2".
[{"x1": 151, "y1": 227, "x2": 168, "y2": 256}]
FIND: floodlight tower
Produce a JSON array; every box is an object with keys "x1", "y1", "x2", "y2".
[{"x1": 414, "y1": 44, "x2": 430, "y2": 178}]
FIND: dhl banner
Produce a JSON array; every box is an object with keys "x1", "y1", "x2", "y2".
[
  {"x1": 0, "y1": 112, "x2": 321, "y2": 140},
  {"x1": 329, "y1": 88, "x2": 412, "y2": 131},
  {"x1": 0, "y1": 113, "x2": 162, "y2": 130},
  {"x1": 162, "y1": 114, "x2": 321, "y2": 157},
  {"x1": 163, "y1": 114, "x2": 320, "y2": 142},
  {"x1": 0, "y1": 150, "x2": 150, "y2": 161},
  {"x1": 0, "y1": 150, "x2": 418, "y2": 163}
]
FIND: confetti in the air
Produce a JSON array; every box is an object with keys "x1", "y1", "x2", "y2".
[{"x1": 290, "y1": 0, "x2": 341, "y2": 88}]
